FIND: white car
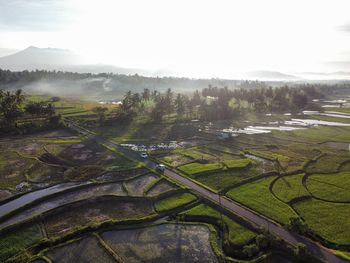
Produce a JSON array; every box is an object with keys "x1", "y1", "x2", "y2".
[
  {"x1": 140, "y1": 152, "x2": 148, "y2": 159},
  {"x1": 155, "y1": 164, "x2": 166, "y2": 172}
]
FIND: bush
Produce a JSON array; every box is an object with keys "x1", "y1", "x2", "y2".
[
  {"x1": 287, "y1": 216, "x2": 309, "y2": 235},
  {"x1": 295, "y1": 243, "x2": 307, "y2": 258},
  {"x1": 255, "y1": 234, "x2": 269, "y2": 249},
  {"x1": 242, "y1": 243, "x2": 259, "y2": 257}
]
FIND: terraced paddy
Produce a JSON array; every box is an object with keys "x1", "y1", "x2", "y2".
[
  {"x1": 293, "y1": 199, "x2": 350, "y2": 244},
  {"x1": 46, "y1": 236, "x2": 115, "y2": 263},
  {"x1": 100, "y1": 223, "x2": 220, "y2": 263},
  {"x1": 146, "y1": 179, "x2": 178, "y2": 197},
  {"x1": 272, "y1": 174, "x2": 309, "y2": 203},
  {"x1": 0, "y1": 182, "x2": 127, "y2": 230},
  {"x1": 305, "y1": 171, "x2": 350, "y2": 202},
  {"x1": 181, "y1": 204, "x2": 256, "y2": 247},
  {"x1": 124, "y1": 173, "x2": 159, "y2": 196},
  {"x1": 226, "y1": 176, "x2": 297, "y2": 224},
  {"x1": 44, "y1": 197, "x2": 155, "y2": 238},
  {"x1": 187, "y1": 167, "x2": 260, "y2": 192}
]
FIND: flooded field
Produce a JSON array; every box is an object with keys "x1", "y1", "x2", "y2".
[
  {"x1": 101, "y1": 223, "x2": 219, "y2": 263},
  {"x1": 124, "y1": 173, "x2": 159, "y2": 196},
  {"x1": 44, "y1": 197, "x2": 155, "y2": 237},
  {"x1": 146, "y1": 179, "x2": 178, "y2": 197},
  {"x1": 46, "y1": 236, "x2": 115, "y2": 263},
  {"x1": 0, "y1": 182, "x2": 91, "y2": 219},
  {"x1": 0, "y1": 182, "x2": 127, "y2": 230}
]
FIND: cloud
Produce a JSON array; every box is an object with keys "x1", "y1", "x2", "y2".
[
  {"x1": 0, "y1": 0, "x2": 77, "y2": 32},
  {"x1": 338, "y1": 23, "x2": 350, "y2": 32}
]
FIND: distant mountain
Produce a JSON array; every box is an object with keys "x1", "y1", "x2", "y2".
[
  {"x1": 297, "y1": 71, "x2": 350, "y2": 80},
  {"x1": 0, "y1": 48, "x2": 18, "y2": 58},
  {"x1": 0, "y1": 46, "x2": 84, "y2": 70},
  {"x1": 0, "y1": 46, "x2": 172, "y2": 77},
  {"x1": 244, "y1": 70, "x2": 300, "y2": 81}
]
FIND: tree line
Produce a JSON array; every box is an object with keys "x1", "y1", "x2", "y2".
[
  {"x1": 0, "y1": 89, "x2": 61, "y2": 134},
  {"x1": 92, "y1": 84, "x2": 325, "y2": 125}
]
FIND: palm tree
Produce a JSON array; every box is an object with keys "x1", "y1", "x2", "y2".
[
  {"x1": 142, "y1": 88, "x2": 150, "y2": 101},
  {"x1": 14, "y1": 89, "x2": 25, "y2": 104}
]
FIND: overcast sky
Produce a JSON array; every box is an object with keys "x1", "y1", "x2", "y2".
[{"x1": 0, "y1": 0, "x2": 350, "y2": 77}]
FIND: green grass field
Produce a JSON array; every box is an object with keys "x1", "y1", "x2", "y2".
[
  {"x1": 272, "y1": 174, "x2": 309, "y2": 203},
  {"x1": 294, "y1": 199, "x2": 350, "y2": 244},
  {"x1": 226, "y1": 177, "x2": 297, "y2": 224},
  {"x1": 306, "y1": 171, "x2": 350, "y2": 202},
  {"x1": 273, "y1": 126, "x2": 350, "y2": 143},
  {"x1": 222, "y1": 158, "x2": 251, "y2": 169},
  {"x1": 178, "y1": 162, "x2": 222, "y2": 175},
  {"x1": 154, "y1": 193, "x2": 197, "y2": 212},
  {"x1": 188, "y1": 168, "x2": 260, "y2": 192},
  {"x1": 176, "y1": 148, "x2": 216, "y2": 161},
  {"x1": 306, "y1": 153, "x2": 349, "y2": 174}
]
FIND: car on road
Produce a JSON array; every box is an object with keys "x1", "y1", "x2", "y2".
[
  {"x1": 155, "y1": 164, "x2": 165, "y2": 172},
  {"x1": 140, "y1": 152, "x2": 148, "y2": 159}
]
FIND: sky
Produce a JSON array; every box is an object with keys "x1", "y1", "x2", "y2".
[{"x1": 0, "y1": 0, "x2": 350, "y2": 78}]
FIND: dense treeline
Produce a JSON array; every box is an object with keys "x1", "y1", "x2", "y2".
[
  {"x1": 94, "y1": 84, "x2": 325, "y2": 125},
  {"x1": 0, "y1": 69, "x2": 275, "y2": 97}
]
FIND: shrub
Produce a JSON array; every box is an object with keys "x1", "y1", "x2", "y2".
[{"x1": 243, "y1": 243, "x2": 259, "y2": 257}]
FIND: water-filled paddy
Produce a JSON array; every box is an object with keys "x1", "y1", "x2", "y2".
[{"x1": 101, "y1": 223, "x2": 219, "y2": 263}]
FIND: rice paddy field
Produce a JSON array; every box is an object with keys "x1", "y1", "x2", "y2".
[
  {"x1": 100, "y1": 223, "x2": 219, "y2": 263},
  {"x1": 1, "y1": 96, "x2": 350, "y2": 262}
]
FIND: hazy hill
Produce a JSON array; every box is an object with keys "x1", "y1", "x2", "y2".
[
  {"x1": 0, "y1": 46, "x2": 171, "y2": 77},
  {"x1": 244, "y1": 70, "x2": 300, "y2": 81},
  {"x1": 0, "y1": 46, "x2": 84, "y2": 70}
]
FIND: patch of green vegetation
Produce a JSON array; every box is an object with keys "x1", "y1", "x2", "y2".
[
  {"x1": 158, "y1": 153, "x2": 192, "y2": 167},
  {"x1": 154, "y1": 193, "x2": 197, "y2": 212},
  {"x1": 176, "y1": 148, "x2": 215, "y2": 161},
  {"x1": 26, "y1": 161, "x2": 65, "y2": 183},
  {"x1": 332, "y1": 249, "x2": 350, "y2": 261},
  {"x1": 226, "y1": 177, "x2": 297, "y2": 224},
  {"x1": 272, "y1": 174, "x2": 309, "y2": 203},
  {"x1": 308, "y1": 115, "x2": 350, "y2": 124},
  {"x1": 37, "y1": 138, "x2": 81, "y2": 144},
  {"x1": 245, "y1": 149, "x2": 290, "y2": 169},
  {"x1": 306, "y1": 153, "x2": 349, "y2": 174},
  {"x1": 58, "y1": 139, "x2": 136, "y2": 169},
  {"x1": 181, "y1": 204, "x2": 256, "y2": 246},
  {"x1": 294, "y1": 199, "x2": 350, "y2": 244},
  {"x1": 223, "y1": 158, "x2": 251, "y2": 169},
  {"x1": 0, "y1": 224, "x2": 43, "y2": 261},
  {"x1": 306, "y1": 171, "x2": 350, "y2": 202},
  {"x1": 0, "y1": 151, "x2": 35, "y2": 189},
  {"x1": 64, "y1": 165, "x2": 105, "y2": 181},
  {"x1": 274, "y1": 126, "x2": 350, "y2": 143},
  {"x1": 178, "y1": 162, "x2": 222, "y2": 175},
  {"x1": 200, "y1": 146, "x2": 241, "y2": 160},
  {"x1": 188, "y1": 168, "x2": 260, "y2": 192}
]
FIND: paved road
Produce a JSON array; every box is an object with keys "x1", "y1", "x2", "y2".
[{"x1": 68, "y1": 122, "x2": 346, "y2": 263}]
